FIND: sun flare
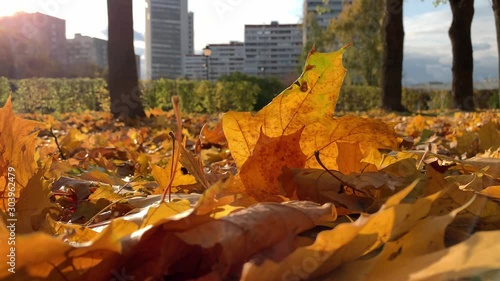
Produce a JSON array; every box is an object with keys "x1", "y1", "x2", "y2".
[{"x1": 0, "y1": 1, "x2": 36, "y2": 17}]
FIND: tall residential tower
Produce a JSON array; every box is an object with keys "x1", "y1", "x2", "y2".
[
  {"x1": 302, "y1": 0, "x2": 348, "y2": 44},
  {"x1": 244, "y1": 22, "x2": 303, "y2": 79},
  {"x1": 145, "y1": 0, "x2": 190, "y2": 79}
]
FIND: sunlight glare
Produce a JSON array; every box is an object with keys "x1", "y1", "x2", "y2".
[{"x1": 0, "y1": 1, "x2": 36, "y2": 17}]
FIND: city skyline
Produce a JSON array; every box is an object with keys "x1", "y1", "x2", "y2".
[{"x1": 0, "y1": 0, "x2": 497, "y2": 84}]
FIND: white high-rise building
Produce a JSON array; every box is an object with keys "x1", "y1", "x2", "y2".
[
  {"x1": 302, "y1": 0, "x2": 348, "y2": 44},
  {"x1": 207, "y1": 42, "x2": 245, "y2": 80},
  {"x1": 183, "y1": 55, "x2": 206, "y2": 80},
  {"x1": 183, "y1": 42, "x2": 245, "y2": 80},
  {"x1": 188, "y1": 12, "x2": 194, "y2": 55},
  {"x1": 145, "y1": 0, "x2": 190, "y2": 80},
  {"x1": 244, "y1": 22, "x2": 303, "y2": 79}
]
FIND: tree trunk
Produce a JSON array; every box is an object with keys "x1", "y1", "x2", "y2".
[
  {"x1": 449, "y1": 0, "x2": 475, "y2": 111},
  {"x1": 492, "y1": 0, "x2": 500, "y2": 108},
  {"x1": 107, "y1": 0, "x2": 145, "y2": 118},
  {"x1": 381, "y1": 0, "x2": 407, "y2": 112}
]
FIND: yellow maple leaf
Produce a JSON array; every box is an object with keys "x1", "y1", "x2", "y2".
[
  {"x1": 150, "y1": 158, "x2": 197, "y2": 195},
  {"x1": 223, "y1": 46, "x2": 348, "y2": 168},
  {"x1": 222, "y1": 46, "x2": 399, "y2": 200}
]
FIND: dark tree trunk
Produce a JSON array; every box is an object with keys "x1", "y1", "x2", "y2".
[
  {"x1": 449, "y1": 0, "x2": 475, "y2": 111},
  {"x1": 492, "y1": 0, "x2": 500, "y2": 108},
  {"x1": 107, "y1": 0, "x2": 145, "y2": 118},
  {"x1": 381, "y1": 0, "x2": 407, "y2": 112}
]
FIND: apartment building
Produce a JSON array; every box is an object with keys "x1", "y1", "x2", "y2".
[
  {"x1": 183, "y1": 55, "x2": 207, "y2": 80},
  {"x1": 66, "y1": 33, "x2": 108, "y2": 68},
  {"x1": 145, "y1": 0, "x2": 190, "y2": 79},
  {"x1": 0, "y1": 12, "x2": 67, "y2": 65},
  {"x1": 207, "y1": 41, "x2": 245, "y2": 80},
  {"x1": 244, "y1": 22, "x2": 303, "y2": 79},
  {"x1": 188, "y1": 12, "x2": 194, "y2": 55},
  {"x1": 302, "y1": 0, "x2": 349, "y2": 44}
]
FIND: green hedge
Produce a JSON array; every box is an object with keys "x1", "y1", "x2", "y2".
[
  {"x1": 337, "y1": 86, "x2": 499, "y2": 112},
  {"x1": 141, "y1": 79, "x2": 259, "y2": 113},
  {"x1": 1, "y1": 77, "x2": 498, "y2": 114},
  {"x1": 402, "y1": 88, "x2": 499, "y2": 111},
  {"x1": 0, "y1": 77, "x2": 11, "y2": 105},
  {"x1": 4, "y1": 78, "x2": 109, "y2": 114},
  {"x1": 336, "y1": 86, "x2": 381, "y2": 112}
]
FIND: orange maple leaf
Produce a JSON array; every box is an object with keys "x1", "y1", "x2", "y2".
[
  {"x1": 0, "y1": 97, "x2": 45, "y2": 212},
  {"x1": 240, "y1": 128, "x2": 306, "y2": 201}
]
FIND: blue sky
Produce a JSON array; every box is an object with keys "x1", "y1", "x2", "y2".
[{"x1": 0, "y1": 0, "x2": 497, "y2": 83}]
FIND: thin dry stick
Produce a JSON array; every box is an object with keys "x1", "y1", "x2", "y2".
[
  {"x1": 195, "y1": 138, "x2": 209, "y2": 189},
  {"x1": 160, "y1": 132, "x2": 177, "y2": 202},
  {"x1": 116, "y1": 175, "x2": 142, "y2": 194},
  {"x1": 314, "y1": 151, "x2": 368, "y2": 196},
  {"x1": 50, "y1": 127, "x2": 66, "y2": 160},
  {"x1": 160, "y1": 96, "x2": 183, "y2": 202},
  {"x1": 83, "y1": 194, "x2": 142, "y2": 228}
]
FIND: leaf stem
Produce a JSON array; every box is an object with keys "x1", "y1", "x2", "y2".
[
  {"x1": 160, "y1": 96, "x2": 183, "y2": 202},
  {"x1": 50, "y1": 127, "x2": 66, "y2": 160},
  {"x1": 82, "y1": 194, "x2": 142, "y2": 228},
  {"x1": 314, "y1": 151, "x2": 368, "y2": 196}
]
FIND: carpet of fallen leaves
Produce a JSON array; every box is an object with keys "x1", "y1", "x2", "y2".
[{"x1": 1, "y1": 46, "x2": 500, "y2": 281}]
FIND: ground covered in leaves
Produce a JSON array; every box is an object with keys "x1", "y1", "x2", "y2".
[{"x1": 1, "y1": 47, "x2": 500, "y2": 281}]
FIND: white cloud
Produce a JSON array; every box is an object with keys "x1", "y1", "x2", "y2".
[
  {"x1": 425, "y1": 64, "x2": 449, "y2": 81},
  {"x1": 188, "y1": 0, "x2": 302, "y2": 51},
  {"x1": 403, "y1": 0, "x2": 498, "y2": 83}
]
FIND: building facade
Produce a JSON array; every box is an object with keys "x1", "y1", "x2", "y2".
[
  {"x1": 183, "y1": 42, "x2": 245, "y2": 81},
  {"x1": 207, "y1": 41, "x2": 245, "y2": 80},
  {"x1": 0, "y1": 12, "x2": 67, "y2": 70},
  {"x1": 66, "y1": 33, "x2": 108, "y2": 68},
  {"x1": 187, "y1": 12, "x2": 194, "y2": 55},
  {"x1": 244, "y1": 22, "x2": 303, "y2": 79},
  {"x1": 183, "y1": 55, "x2": 207, "y2": 80},
  {"x1": 302, "y1": 0, "x2": 348, "y2": 44},
  {"x1": 145, "y1": 0, "x2": 190, "y2": 80}
]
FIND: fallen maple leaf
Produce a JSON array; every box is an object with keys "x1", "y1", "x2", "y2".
[
  {"x1": 239, "y1": 128, "x2": 306, "y2": 201},
  {"x1": 222, "y1": 46, "x2": 399, "y2": 201},
  {"x1": 323, "y1": 193, "x2": 477, "y2": 281},
  {"x1": 278, "y1": 167, "x2": 408, "y2": 214},
  {"x1": 14, "y1": 159, "x2": 60, "y2": 233},
  {"x1": 478, "y1": 121, "x2": 500, "y2": 152},
  {"x1": 241, "y1": 180, "x2": 444, "y2": 280},
  {"x1": 151, "y1": 158, "x2": 197, "y2": 195},
  {"x1": 222, "y1": 46, "x2": 348, "y2": 168},
  {"x1": 0, "y1": 97, "x2": 45, "y2": 212},
  {"x1": 478, "y1": 185, "x2": 500, "y2": 200},
  {"x1": 124, "y1": 200, "x2": 336, "y2": 280}
]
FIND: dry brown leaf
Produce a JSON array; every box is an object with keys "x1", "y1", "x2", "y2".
[
  {"x1": 200, "y1": 121, "x2": 227, "y2": 147},
  {"x1": 80, "y1": 170, "x2": 126, "y2": 186},
  {"x1": 241, "y1": 180, "x2": 443, "y2": 281},
  {"x1": 478, "y1": 185, "x2": 500, "y2": 200},
  {"x1": 124, "y1": 201, "x2": 336, "y2": 280},
  {"x1": 0, "y1": 218, "x2": 138, "y2": 280},
  {"x1": 279, "y1": 168, "x2": 374, "y2": 214},
  {"x1": 151, "y1": 158, "x2": 197, "y2": 194},
  {"x1": 301, "y1": 116, "x2": 399, "y2": 170},
  {"x1": 322, "y1": 193, "x2": 476, "y2": 281},
  {"x1": 478, "y1": 121, "x2": 500, "y2": 152},
  {"x1": 59, "y1": 127, "x2": 85, "y2": 155},
  {"x1": 15, "y1": 161, "x2": 60, "y2": 233}
]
